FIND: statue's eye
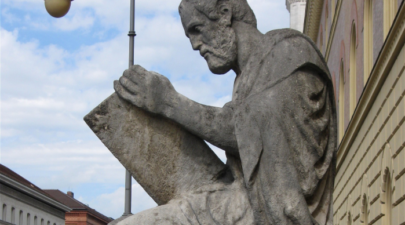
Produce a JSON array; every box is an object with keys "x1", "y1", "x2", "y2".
[{"x1": 189, "y1": 25, "x2": 202, "y2": 34}]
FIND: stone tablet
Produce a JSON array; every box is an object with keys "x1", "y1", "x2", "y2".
[{"x1": 84, "y1": 93, "x2": 226, "y2": 205}]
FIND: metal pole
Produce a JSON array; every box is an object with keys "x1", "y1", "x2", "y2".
[
  {"x1": 124, "y1": 0, "x2": 136, "y2": 217},
  {"x1": 128, "y1": 0, "x2": 136, "y2": 68}
]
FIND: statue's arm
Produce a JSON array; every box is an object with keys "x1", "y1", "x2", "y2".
[
  {"x1": 163, "y1": 93, "x2": 237, "y2": 153},
  {"x1": 114, "y1": 65, "x2": 238, "y2": 154}
]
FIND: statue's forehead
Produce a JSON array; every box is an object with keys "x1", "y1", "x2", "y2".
[{"x1": 179, "y1": 2, "x2": 206, "y2": 29}]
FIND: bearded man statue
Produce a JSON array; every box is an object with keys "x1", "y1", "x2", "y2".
[{"x1": 87, "y1": 0, "x2": 337, "y2": 224}]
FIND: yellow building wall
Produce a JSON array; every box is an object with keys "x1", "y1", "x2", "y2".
[{"x1": 333, "y1": 42, "x2": 405, "y2": 224}]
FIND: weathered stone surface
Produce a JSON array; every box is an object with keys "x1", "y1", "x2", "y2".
[
  {"x1": 86, "y1": 0, "x2": 337, "y2": 224},
  {"x1": 84, "y1": 93, "x2": 226, "y2": 205}
]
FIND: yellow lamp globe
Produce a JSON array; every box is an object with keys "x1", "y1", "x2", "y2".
[{"x1": 45, "y1": 0, "x2": 72, "y2": 18}]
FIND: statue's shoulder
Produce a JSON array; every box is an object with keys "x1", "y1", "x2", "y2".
[
  {"x1": 263, "y1": 28, "x2": 327, "y2": 71},
  {"x1": 264, "y1": 28, "x2": 317, "y2": 49}
]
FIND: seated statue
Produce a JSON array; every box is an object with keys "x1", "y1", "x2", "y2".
[{"x1": 85, "y1": 0, "x2": 337, "y2": 224}]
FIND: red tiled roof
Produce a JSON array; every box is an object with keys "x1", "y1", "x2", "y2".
[
  {"x1": 44, "y1": 189, "x2": 113, "y2": 222},
  {"x1": 0, "y1": 164, "x2": 53, "y2": 199}
]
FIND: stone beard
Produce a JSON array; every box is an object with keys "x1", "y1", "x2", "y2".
[{"x1": 86, "y1": 0, "x2": 338, "y2": 224}]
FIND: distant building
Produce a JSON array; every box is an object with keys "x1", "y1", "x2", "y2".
[
  {"x1": 0, "y1": 164, "x2": 71, "y2": 225},
  {"x1": 286, "y1": 0, "x2": 307, "y2": 32},
  {"x1": 303, "y1": 0, "x2": 405, "y2": 224},
  {"x1": 43, "y1": 190, "x2": 112, "y2": 225}
]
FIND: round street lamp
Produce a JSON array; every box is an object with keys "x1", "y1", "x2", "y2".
[{"x1": 44, "y1": 0, "x2": 73, "y2": 18}]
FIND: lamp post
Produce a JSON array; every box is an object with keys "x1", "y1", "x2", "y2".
[
  {"x1": 124, "y1": 0, "x2": 136, "y2": 217},
  {"x1": 44, "y1": 0, "x2": 136, "y2": 218}
]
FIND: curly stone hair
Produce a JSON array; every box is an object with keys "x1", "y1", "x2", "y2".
[{"x1": 179, "y1": 0, "x2": 257, "y2": 28}]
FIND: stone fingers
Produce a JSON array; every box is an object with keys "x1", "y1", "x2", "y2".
[
  {"x1": 114, "y1": 80, "x2": 143, "y2": 108},
  {"x1": 124, "y1": 65, "x2": 148, "y2": 84},
  {"x1": 119, "y1": 76, "x2": 141, "y2": 95}
]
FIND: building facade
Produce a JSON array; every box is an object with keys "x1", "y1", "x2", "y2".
[
  {"x1": 0, "y1": 165, "x2": 71, "y2": 225},
  {"x1": 44, "y1": 190, "x2": 112, "y2": 225},
  {"x1": 303, "y1": 0, "x2": 405, "y2": 224}
]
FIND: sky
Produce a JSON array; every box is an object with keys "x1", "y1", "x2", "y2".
[{"x1": 0, "y1": 0, "x2": 289, "y2": 219}]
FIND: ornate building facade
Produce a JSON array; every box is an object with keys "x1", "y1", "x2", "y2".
[{"x1": 303, "y1": 0, "x2": 405, "y2": 224}]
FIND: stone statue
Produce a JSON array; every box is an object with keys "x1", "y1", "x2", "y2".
[{"x1": 84, "y1": 0, "x2": 337, "y2": 224}]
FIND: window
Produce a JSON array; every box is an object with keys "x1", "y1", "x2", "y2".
[
  {"x1": 349, "y1": 23, "x2": 357, "y2": 117},
  {"x1": 325, "y1": 2, "x2": 329, "y2": 36},
  {"x1": 339, "y1": 60, "x2": 345, "y2": 141},
  {"x1": 381, "y1": 144, "x2": 393, "y2": 225},
  {"x1": 27, "y1": 214, "x2": 31, "y2": 225},
  {"x1": 381, "y1": 167, "x2": 392, "y2": 224},
  {"x1": 34, "y1": 216, "x2": 37, "y2": 225},
  {"x1": 320, "y1": 27, "x2": 323, "y2": 51},
  {"x1": 19, "y1": 211, "x2": 23, "y2": 225},
  {"x1": 347, "y1": 212, "x2": 352, "y2": 225},
  {"x1": 11, "y1": 207, "x2": 15, "y2": 224},
  {"x1": 360, "y1": 194, "x2": 369, "y2": 224},
  {"x1": 41, "y1": 218, "x2": 44, "y2": 225},
  {"x1": 2, "y1": 204, "x2": 6, "y2": 221},
  {"x1": 364, "y1": 0, "x2": 373, "y2": 83}
]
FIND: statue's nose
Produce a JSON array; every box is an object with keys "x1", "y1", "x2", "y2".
[{"x1": 190, "y1": 36, "x2": 203, "y2": 51}]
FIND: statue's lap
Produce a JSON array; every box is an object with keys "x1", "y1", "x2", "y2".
[{"x1": 118, "y1": 180, "x2": 255, "y2": 225}]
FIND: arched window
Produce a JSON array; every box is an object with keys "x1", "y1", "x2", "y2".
[
  {"x1": 360, "y1": 194, "x2": 369, "y2": 224},
  {"x1": 2, "y1": 204, "x2": 6, "y2": 221},
  {"x1": 27, "y1": 214, "x2": 31, "y2": 225},
  {"x1": 347, "y1": 211, "x2": 352, "y2": 225},
  {"x1": 11, "y1": 207, "x2": 15, "y2": 224},
  {"x1": 346, "y1": 196, "x2": 352, "y2": 225},
  {"x1": 339, "y1": 60, "x2": 345, "y2": 141},
  {"x1": 19, "y1": 210, "x2": 23, "y2": 225},
  {"x1": 384, "y1": 0, "x2": 397, "y2": 38},
  {"x1": 47, "y1": 221, "x2": 50, "y2": 225},
  {"x1": 364, "y1": 0, "x2": 373, "y2": 83},
  {"x1": 320, "y1": 27, "x2": 324, "y2": 51},
  {"x1": 34, "y1": 216, "x2": 37, "y2": 225},
  {"x1": 381, "y1": 143, "x2": 393, "y2": 225},
  {"x1": 381, "y1": 167, "x2": 392, "y2": 224},
  {"x1": 349, "y1": 23, "x2": 357, "y2": 117},
  {"x1": 325, "y1": 2, "x2": 329, "y2": 36},
  {"x1": 41, "y1": 218, "x2": 44, "y2": 225}
]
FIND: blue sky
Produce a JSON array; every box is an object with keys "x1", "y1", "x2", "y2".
[{"x1": 0, "y1": 0, "x2": 289, "y2": 219}]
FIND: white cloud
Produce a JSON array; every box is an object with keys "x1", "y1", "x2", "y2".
[
  {"x1": 1, "y1": 0, "x2": 290, "y2": 219},
  {"x1": 53, "y1": 11, "x2": 95, "y2": 31}
]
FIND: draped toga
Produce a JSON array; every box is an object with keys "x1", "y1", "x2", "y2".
[
  {"x1": 231, "y1": 29, "x2": 337, "y2": 225},
  {"x1": 116, "y1": 29, "x2": 337, "y2": 225}
]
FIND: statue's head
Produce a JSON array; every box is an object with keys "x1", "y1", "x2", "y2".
[{"x1": 179, "y1": 0, "x2": 256, "y2": 74}]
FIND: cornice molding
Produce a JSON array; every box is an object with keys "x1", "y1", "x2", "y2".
[
  {"x1": 303, "y1": 0, "x2": 324, "y2": 41},
  {"x1": 337, "y1": 2, "x2": 405, "y2": 171},
  {"x1": 0, "y1": 174, "x2": 71, "y2": 212}
]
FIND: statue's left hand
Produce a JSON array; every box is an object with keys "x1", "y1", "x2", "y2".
[{"x1": 114, "y1": 65, "x2": 176, "y2": 114}]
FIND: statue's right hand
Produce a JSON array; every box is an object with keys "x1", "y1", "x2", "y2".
[{"x1": 114, "y1": 65, "x2": 175, "y2": 114}]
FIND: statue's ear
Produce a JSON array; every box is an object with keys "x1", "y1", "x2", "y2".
[{"x1": 218, "y1": 3, "x2": 232, "y2": 26}]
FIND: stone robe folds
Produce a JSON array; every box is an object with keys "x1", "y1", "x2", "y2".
[
  {"x1": 232, "y1": 29, "x2": 337, "y2": 225},
  {"x1": 98, "y1": 29, "x2": 337, "y2": 225}
]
